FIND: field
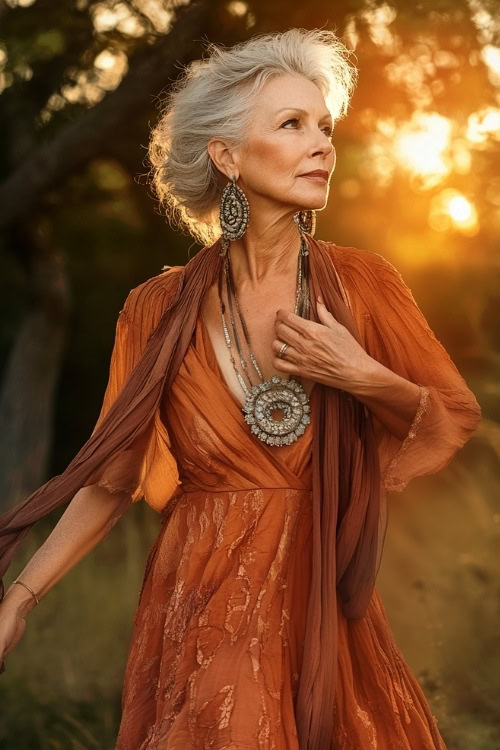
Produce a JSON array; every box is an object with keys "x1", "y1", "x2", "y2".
[{"x1": 0, "y1": 415, "x2": 498, "y2": 749}]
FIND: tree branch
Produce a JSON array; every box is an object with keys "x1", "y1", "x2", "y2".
[{"x1": 0, "y1": 0, "x2": 209, "y2": 230}]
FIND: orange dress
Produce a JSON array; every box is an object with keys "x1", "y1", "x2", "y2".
[{"x1": 114, "y1": 313, "x2": 447, "y2": 750}]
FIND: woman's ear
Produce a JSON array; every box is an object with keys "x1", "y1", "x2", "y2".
[{"x1": 207, "y1": 138, "x2": 237, "y2": 180}]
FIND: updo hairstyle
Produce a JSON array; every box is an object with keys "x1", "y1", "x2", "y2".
[{"x1": 148, "y1": 27, "x2": 358, "y2": 245}]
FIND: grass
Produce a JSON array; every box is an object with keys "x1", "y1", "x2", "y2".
[
  {"x1": 379, "y1": 420, "x2": 500, "y2": 750},
  {"x1": 0, "y1": 501, "x2": 161, "y2": 749},
  {"x1": 1, "y1": 427, "x2": 498, "y2": 748}
]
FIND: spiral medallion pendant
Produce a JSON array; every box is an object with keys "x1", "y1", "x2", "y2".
[
  {"x1": 217, "y1": 230, "x2": 311, "y2": 447},
  {"x1": 242, "y1": 375, "x2": 311, "y2": 446}
]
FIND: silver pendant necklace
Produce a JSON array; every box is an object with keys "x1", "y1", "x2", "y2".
[{"x1": 217, "y1": 232, "x2": 311, "y2": 446}]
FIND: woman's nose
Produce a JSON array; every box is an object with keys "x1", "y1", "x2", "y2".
[{"x1": 311, "y1": 136, "x2": 335, "y2": 163}]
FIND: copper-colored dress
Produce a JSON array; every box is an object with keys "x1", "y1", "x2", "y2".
[{"x1": 114, "y1": 313, "x2": 447, "y2": 750}]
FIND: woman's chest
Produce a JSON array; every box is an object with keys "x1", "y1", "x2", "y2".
[{"x1": 199, "y1": 283, "x2": 315, "y2": 407}]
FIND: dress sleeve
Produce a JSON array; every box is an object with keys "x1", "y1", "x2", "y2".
[
  {"x1": 337, "y1": 246, "x2": 482, "y2": 493},
  {"x1": 92, "y1": 303, "x2": 139, "y2": 436},
  {"x1": 91, "y1": 271, "x2": 181, "y2": 505}
]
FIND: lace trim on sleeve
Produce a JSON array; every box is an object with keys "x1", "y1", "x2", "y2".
[
  {"x1": 380, "y1": 384, "x2": 430, "y2": 493},
  {"x1": 97, "y1": 478, "x2": 134, "y2": 495}
]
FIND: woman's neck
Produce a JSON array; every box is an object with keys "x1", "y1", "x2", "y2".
[{"x1": 228, "y1": 213, "x2": 302, "y2": 289}]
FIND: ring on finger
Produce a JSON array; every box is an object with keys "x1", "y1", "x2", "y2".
[{"x1": 278, "y1": 342, "x2": 289, "y2": 359}]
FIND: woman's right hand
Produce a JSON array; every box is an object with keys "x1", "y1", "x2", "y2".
[
  {"x1": 0, "y1": 484, "x2": 133, "y2": 676},
  {"x1": 0, "y1": 597, "x2": 30, "y2": 675}
]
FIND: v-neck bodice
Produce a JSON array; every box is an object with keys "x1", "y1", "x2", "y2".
[
  {"x1": 159, "y1": 314, "x2": 314, "y2": 494},
  {"x1": 196, "y1": 312, "x2": 317, "y2": 411}
]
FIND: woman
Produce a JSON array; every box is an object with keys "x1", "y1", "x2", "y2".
[{"x1": 0, "y1": 28, "x2": 481, "y2": 749}]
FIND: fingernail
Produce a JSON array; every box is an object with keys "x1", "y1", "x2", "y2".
[{"x1": 317, "y1": 295, "x2": 323, "y2": 304}]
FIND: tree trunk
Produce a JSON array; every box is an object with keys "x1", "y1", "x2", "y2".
[{"x1": 0, "y1": 236, "x2": 70, "y2": 512}]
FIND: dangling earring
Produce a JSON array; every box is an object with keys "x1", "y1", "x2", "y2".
[
  {"x1": 219, "y1": 175, "x2": 250, "y2": 256},
  {"x1": 293, "y1": 210, "x2": 316, "y2": 236}
]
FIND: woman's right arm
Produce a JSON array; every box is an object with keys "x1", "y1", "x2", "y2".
[
  {"x1": 0, "y1": 484, "x2": 132, "y2": 660},
  {"x1": 0, "y1": 270, "x2": 179, "y2": 663}
]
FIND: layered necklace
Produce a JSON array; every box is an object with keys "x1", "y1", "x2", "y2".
[{"x1": 217, "y1": 232, "x2": 311, "y2": 446}]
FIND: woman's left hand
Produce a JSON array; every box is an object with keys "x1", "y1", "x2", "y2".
[{"x1": 272, "y1": 295, "x2": 374, "y2": 391}]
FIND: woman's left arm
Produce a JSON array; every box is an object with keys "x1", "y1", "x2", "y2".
[
  {"x1": 273, "y1": 248, "x2": 482, "y2": 493},
  {"x1": 337, "y1": 251, "x2": 482, "y2": 492},
  {"x1": 275, "y1": 295, "x2": 423, "y2": 439},
  {"x1": 333, "y1": 331, "x2": 424, "y2": 442}
]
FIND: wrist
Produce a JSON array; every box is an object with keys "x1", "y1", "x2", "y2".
[
  {"x1": 345, "y1": 356, "x2": 389, "y2": 398},
  {"x1": 2, "y1": 582, "x2": 39, "y2": 618}
]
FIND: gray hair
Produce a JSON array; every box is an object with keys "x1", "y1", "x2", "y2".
[{"x1": 148, "y1": 27, "x2": 358, "y2": 246}]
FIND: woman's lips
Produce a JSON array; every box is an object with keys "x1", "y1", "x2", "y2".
[{"x1": 299, "y1": 174, "x2": 328, "y2": 183}]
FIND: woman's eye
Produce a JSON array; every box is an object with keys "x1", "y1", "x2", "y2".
[{"x1": 281, "y1": 119, "x2": 333, "y2": 140}]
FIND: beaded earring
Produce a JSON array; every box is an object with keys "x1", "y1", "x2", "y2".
[
  {"x1": 219, "y1": 175, "x2": 249, "y2": 255},
  {"x1": 218, "y1": 177, "x2": 316, "y2": 256}
]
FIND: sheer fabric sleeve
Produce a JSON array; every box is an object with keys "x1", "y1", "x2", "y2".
[
  {"x1": 335, "y1": 246, "x2": 482, "y2": 493},
  {"x1": 91, "y1": 271, "x2": 181, "y2": 507},
  {"x1": 92, "y1": 303, "x2": 140, "y2": 438}
]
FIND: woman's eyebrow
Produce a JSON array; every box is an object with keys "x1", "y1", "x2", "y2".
[{"x1": 275, "y1": 107, "x2": 332, "y2": 120}]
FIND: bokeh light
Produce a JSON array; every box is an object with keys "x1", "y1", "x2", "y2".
[
  {"x1": 394, "y1": 112, "x2": 453, "y2": 186},
  {"x1": 428, "y1": 189, "x2": 479, "y2": 236}
]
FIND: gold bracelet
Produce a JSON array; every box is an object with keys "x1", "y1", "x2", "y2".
[{"x1": 12, "y1": 579, "x2": 40, "y2": 606}]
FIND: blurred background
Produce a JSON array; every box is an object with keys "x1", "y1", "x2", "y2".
[{"x1": 0, "y1": 0, "x2": 498, "y2": 747}]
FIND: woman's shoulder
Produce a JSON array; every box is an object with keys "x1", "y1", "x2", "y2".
[
  {"x1": 317, "y1": 239, "x2": 413, "y2": 318},
  {"x1": 119, "y1": 265, "x2": 184, "y2": 326},
  {"x1": 318, "y1": 238, "x2": 400, "y2": 279}
]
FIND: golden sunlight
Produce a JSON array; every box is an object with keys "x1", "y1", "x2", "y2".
[
  {"x1": 482, "y1": 45, "x2": 500, "y2": 85},
  {"x1": 93, "y1": 49, "x2": 129, "y2": 91},
  {"x1": 394, "y1": 112, "x2": 452, "y2": 185},
  {"x1": 132, "y1": 0, "x2": 174, "y2": 33},
  {"x1": 428, "y1": 189, "x2": 479, "y2": 236},
  {"x1": 227, "y1": 1, "x2": 248, "y2": 16},
  {"x1": 466, "y1": 106, "x2": 500, "y2": 144},
  {"x1": 92, "y1": 2, "x2": 146, "y2": 36},
  {"x1": 363, "y1": 111, "x2": 462, "y2": 189},
  {"x1": 448, "y1": 195, "x2": 473, "y2": 223}
]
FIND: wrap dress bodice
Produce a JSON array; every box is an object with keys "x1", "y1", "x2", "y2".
[
  {"x1": 163, "y1": 314, "x2": 315, "y2": 495},
  {"x1": 114, "y1": 313, "x2": 447, "y2": 750}
]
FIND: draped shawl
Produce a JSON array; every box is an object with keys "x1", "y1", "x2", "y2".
[{"x1": 0, "y1": 235, "x2": 482, "y2": 750}]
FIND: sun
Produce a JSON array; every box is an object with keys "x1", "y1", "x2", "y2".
[
  {"x1": 428, "y1": 189, "x2": 479, "y2": 235},
  {"x1": 394, "y1": 112, "x2": 452, "y2": 185}
]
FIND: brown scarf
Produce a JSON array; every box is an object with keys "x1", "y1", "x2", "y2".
[{"x1": 0, "y1": 235, "x2": 385, "y2": 749}]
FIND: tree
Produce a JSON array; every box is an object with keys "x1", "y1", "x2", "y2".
[{"x1": 0, "y1": 0, "x2": 497, "y2": 506}]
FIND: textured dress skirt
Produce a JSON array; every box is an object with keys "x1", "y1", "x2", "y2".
[{"x1": 114, "y1": 313, "x2": 447, "y2": 750}]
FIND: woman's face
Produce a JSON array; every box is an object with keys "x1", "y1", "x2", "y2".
[{"x1": 231, "y1": 74, "x2": 336, "y2": 214}]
